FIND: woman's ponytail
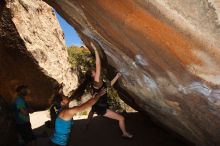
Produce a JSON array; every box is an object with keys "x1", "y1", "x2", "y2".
[
  {"x1": 69, "y1": 70, "x2": 93, "y2": 100},
  {"x1": 49, "y1": 93, "x2": 62, "y2": 128}
]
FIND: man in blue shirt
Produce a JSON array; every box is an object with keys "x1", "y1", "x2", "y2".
[{"x1": 14, "y1": 85, "x2": 36, "y2": 146}]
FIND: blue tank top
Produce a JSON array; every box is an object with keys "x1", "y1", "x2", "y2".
[{"x1": 51, "y1": 117, "x2": 74, "y2": 146}]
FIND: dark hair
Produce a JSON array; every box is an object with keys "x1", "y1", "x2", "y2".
[
  {"x1": 49, "y1": 93, "x2": 62, "y2": 128},
  {"x1": 49, "y1": 71, "x2": 94, "y2": 128},
  {"x1": 85, "y1": 70, "x2": 94, "y2": 81},
  {"x1": 69, "y1": 70, "x2": 94, "y2": 100},
  {"x1": 16, "y1": 85, "x2": 28, "y2": 96}
]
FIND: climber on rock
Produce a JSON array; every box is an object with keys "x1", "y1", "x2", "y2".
[
  {"x1": 49, "y1": 83, "x2": 106, "y2": 146},
  {"x1": 85, "y1": 42, "x2": 133, "y2": 139},
  {"x1": 13, "y1": 85, "x2": 36, "y2": 146}
]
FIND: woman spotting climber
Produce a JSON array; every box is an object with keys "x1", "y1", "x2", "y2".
[
  {"x1": 49, "y1": 82, "x2": 106, "y2": 146},
  {"x1": 85, "y1": 42, "x2": 133, "y2": 139}
]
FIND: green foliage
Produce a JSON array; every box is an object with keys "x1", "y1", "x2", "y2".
[
  {"x1": 81, "y1": 110, "x2": 88, "y2": 116},
  {"x1": 107, "y1": 87, "x2": 123, "y2": 112},
  {"x1": 68, "y1": 45, "x2": 95, "y2": 72}
]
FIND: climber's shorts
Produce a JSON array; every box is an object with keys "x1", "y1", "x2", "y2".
[
  {"x1": 92, "y1": 105, "x2": 108, "y2": 116},
  {"x1": 16, "y1": 122, "x2": 36, "y2": 144}
]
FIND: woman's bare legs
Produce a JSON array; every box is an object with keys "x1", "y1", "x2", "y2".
[{"x1": 103, "y1": 109, "x2": 133, "y2": 137}]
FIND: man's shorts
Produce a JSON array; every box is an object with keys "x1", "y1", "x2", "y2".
[{"x1": 16, "y1": 122, "x2": 36, "y2": 144}]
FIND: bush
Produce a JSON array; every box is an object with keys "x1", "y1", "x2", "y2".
[{"x1": 68, "y1": 45, "x2": 94, "y2": 70}]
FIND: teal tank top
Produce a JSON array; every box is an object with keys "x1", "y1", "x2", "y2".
[{"x1": 51, "y1": 117, "x2": 73, "y2": 146}]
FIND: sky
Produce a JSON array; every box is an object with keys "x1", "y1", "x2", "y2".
[{"x1": 55, "y1": 11, "x2": 82, "y2": 47}]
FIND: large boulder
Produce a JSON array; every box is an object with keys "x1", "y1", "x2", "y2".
[
  {"x1": 1, "y1": 0, "x2": 77, "y2": 145},
  {"x1": 43, "y1": 0, "x2": 220, "y2": 145},
  {"x1": 0, "y1": 0, "x2": 77, "y2": 108}
]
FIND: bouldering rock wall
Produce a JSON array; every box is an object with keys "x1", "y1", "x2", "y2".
[
  {"x1": 43, "y1": 0, "x2": 220, "y2": 145},
  {"x1": 0, "y1": 0, "x2": 77, "y2": 108}
]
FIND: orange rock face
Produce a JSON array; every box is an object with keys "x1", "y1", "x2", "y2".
[{"x1": 34, "y1": 0, "x2": 220, "y2": 145}]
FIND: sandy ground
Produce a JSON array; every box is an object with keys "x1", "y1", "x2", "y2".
[
  {"x1": 30, "y1": 111, "x2": 194, "y2": 146},
  {"x1": 30, "y1": 110, "x2": 88, "y2": 129}
]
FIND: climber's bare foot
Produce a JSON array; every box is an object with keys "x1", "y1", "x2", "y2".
[{"x1": 122, "y1": 133, "x2": 133, "y2": 139}]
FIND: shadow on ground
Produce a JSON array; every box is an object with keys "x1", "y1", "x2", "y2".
[{"x1": 34, "y1": 112, "x2": 195, "y2": 146}]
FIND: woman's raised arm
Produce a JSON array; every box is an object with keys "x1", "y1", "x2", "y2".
[
  {"x1": 91, "y1": 42, "x2": 101, "y2": 83},
  {"x1": 110, "y1": 73, "x2": 121, "y2": 86},
  {"x1": 66, "y1": 88, "x2": 106, "y2": 117}
]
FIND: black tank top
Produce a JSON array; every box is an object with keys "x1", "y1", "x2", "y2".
[{"x1": 92, "y1": 82, "x2": 108, "y2": 107}]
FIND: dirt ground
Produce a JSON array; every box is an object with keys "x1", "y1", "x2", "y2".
[{"x1": 33, "y1": 112, "x2": 194, "y2": 146}]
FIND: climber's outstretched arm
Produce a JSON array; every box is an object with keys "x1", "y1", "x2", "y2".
[
  {"x1": 91, "y1": 42, "x2": 101, "y2": 83},
  {"x1": 110, "y1": 73, "x2": 121, "y2": 86}
]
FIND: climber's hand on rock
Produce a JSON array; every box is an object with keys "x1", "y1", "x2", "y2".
[
  {"x1": 117, "y1": 72, "x2": 122, "y2": 77},
  {"x1": 90, "y1": 42, "x2": 97, "y2": 51}
]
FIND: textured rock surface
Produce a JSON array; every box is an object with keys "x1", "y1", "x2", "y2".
[
  {"x1": 43, "y1": 0, "x2": 220, "y2": 145},
  {"x1": 0, "y1": 0, "x2": 77, "y2": 107}
]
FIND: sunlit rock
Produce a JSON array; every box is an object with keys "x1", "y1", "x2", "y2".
[{"x1": 0, "y1": 0, "x2": 77, "y2": 107}]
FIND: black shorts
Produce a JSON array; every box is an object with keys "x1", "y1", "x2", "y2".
[
  {"x1": 16, "y1": 122, "x2": 35, "y2": 144},
  {"x1": 92, "y1": 105, "x2": 108, "y2": 116}
]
